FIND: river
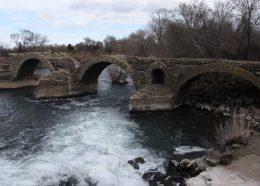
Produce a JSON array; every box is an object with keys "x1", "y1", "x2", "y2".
[{"x1": 0, "y1": 69, "x2": 217, "y2": 186}]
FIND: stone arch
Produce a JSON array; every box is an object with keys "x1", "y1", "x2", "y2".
[
  {"x1": 77, "y1": 55, "x2": 134, "y2": 84},
  {"x1": 174, "y1": 62, "x2": 260, "y2": 105},
  {"x1": 149, "y1": 62, "x2": 167, "y2": 85},
  {"x1": 12, "y1": 53, "x2": 54, "y2": 80}
]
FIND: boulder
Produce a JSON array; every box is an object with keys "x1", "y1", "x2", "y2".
[
  {"x1": 148, "y1": 179, "x2": 158, "y2": 186},
  {"x1": 142, "y1": 171, "x2": 157, "y2": 181},
  {"x1": 135, "y1": 157, "x2": 145, "y2": 164},
  {"x1": 128, "y1": 160, "x2": 139, "y2": 170},
  {"x1": 231, "y1": 144, "x2": 243, "y2": 149},
  {"x1": 187, "y1": 160, "x2": 197, "y2": 169},
  {"x1": 205, "y1": 158, "x2": 219, "y2": 167},
  {"x1": 154, "y1": 172, "x2": 167, "y2": 182},
  {"x1": 219, "y1": 151, "x2": 233, "y2": 166},
  {"x1": 162, "y1": 177, "x2": 177, "y2": 186},
  {"x1": 180, "y1": 159, "x2": 191, "y2": 169},
  {"x1": 169, "y1": 160, "x2": 179, "y2": 169}
]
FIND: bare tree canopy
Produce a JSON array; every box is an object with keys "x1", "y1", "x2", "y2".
[
  {"x1": 231, "y1": 0, "x2": 260, "y2": 57},
  {"x1": 5, "y1": 0, "x2": 260, "y2": 61},
  {"x1": 10, "y1": 29, "x2": 49, "y2": 51},
  {"x1": 149, "y1": 8, "x2": 171, "y2": 57}
]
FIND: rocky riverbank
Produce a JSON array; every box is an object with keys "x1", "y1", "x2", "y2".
[
  {"x1": 185, "y1": 132, "x2": 260, "y2": 186},
  {"x1": 128, "y1": 132, "x2": 260, "y2": 186},
  {"x1": 184, "y1": 101, "x2": 260, "y2": 132},
  {"x1": 128, "y1": 149, "x2": 208, "y2": 186},
  {"x1": 127, "y1": 103, "x2": 260, "y2": 186}
]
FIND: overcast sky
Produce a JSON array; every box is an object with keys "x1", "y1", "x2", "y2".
[{"x1": 0, "y1": 0, "x2": 214, "y2": 46}]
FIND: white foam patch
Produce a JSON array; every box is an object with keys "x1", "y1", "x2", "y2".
[
  {"x1": 0, "y1": 109, "x2": 163, "y2": 186},
  {"x1": 174, "y1": 146, "x2": 206, "y2": 155}
]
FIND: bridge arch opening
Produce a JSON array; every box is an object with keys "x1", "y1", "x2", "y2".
[
  {"x1": 15, "y1": 58, "x2": 51, "y2": 80},
  {"x1": 175, "y1": 72, "x2": 260, "y2": 107},
  {"x1": 79, "y1": 59, "x2": 135, "y2": 93},
  {"x1": 151, "y1": 68, "x2": 165, "y2": 85}
]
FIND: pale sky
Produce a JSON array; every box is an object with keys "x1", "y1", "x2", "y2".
[{"x1": 0, "y1": 0, "x2": 215, "y2": 46}]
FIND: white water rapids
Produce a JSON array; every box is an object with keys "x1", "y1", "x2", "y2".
[{"x1": 0, "y1": 108, "x2": 164, "y2": 186}]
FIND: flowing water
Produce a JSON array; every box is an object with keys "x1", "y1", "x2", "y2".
[{"x1": 0, "y1": 70, "x2": 217, "y2": 186}]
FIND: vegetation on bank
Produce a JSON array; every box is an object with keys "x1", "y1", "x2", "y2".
[
  {"x1": 1, "y1": 0, "x2": 260, "y2": 61},
  {"x1": 215, "y1": 115, "x2": 250, "y2": 150}
]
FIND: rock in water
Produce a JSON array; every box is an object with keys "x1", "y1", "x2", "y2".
[
  {"x1": 163, "y1": 177, "x2": 177, "y2": 186},
  {"x1": 169, "y1": 160, "x2": 179, "y2": 168},
  {"x1": 142, "y1": 171, "x2": 157, "y2": 181},
  {"x1": 135, "y1": 157, "x2": 145, "y2": 164},
  {"x1": 154, "y1": 172, "x2": 167, "y2": 182},
  {"x1": 128, "y1": 160, "x2": 139, "y2": 170},
  {"x1": 148, "y1": 179, "x2": 158, "y2": 186}
]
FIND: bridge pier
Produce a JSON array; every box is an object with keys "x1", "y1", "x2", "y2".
[
  {"x1": 129, "y1": 85, "x2": 177, "y2": 113},
  {"x1": 0, "y1": 80, "x2": 39, "y2": 89},
  {"x1": 34, "y1": 80, "x2": 97, "y2": 98}
]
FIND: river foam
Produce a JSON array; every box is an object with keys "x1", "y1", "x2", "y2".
[{"x1": 0, "y1": 108, "x2": 163, "y2": 186}]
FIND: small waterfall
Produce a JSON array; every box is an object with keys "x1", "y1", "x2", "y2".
[{"x1": 68, "y1": 77, "x2": 72, "y2": 95}]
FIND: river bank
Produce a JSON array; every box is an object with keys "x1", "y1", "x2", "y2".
[
  {"x1": 135, "y1": 131, "x2": 260, "y2": 186},
  {"x1": 186, "y1": 132, "x2": 260, "y2": 186},
  {"x1": 134, "y1": 101, "x2": 260, "y2": 186}
]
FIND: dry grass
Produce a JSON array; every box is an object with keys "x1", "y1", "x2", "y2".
[{"x1": 215, "y1": 114, "x2": 250, "y2": 148}]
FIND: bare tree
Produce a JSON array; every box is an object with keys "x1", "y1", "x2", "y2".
[
  {"x1": 174, "y1": 1, "x2": 210, "y2": 57},
  {"x1": 127, "y1": 30, "x2": 147, "y2": 56},
  {"x1": 10, "y1": 29, "x2": 48, "y2": 51},
  {"x1": 103, "y1": 35, "x2": 117, "y2": 53},
  {"x1": 149, "y1": 8, "x2": 170, "y2": 57},
  {"x1": 0, "y1": 42, "x2": 9, "y2": 56},
  {"x1": 211, "y1": 1, "x2": 236, "y2": 57},
  {"x1": 231, "y1": 0, "x2": 260, "y2": 57},
  {"x1": 107, "y1": 64, "x2": 128, "y2": 84},
  {"x1": 33, "y1": 32, "x2": 48, "y2": 47}
]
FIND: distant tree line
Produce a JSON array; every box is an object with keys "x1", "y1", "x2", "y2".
[{"x1": 2, "y1": 0, "x2": 260, "y2": 60}]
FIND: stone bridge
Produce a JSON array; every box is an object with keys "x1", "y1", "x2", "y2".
[{"x1": 0, "y1": 52, "x2": 259, "y2": 112}]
